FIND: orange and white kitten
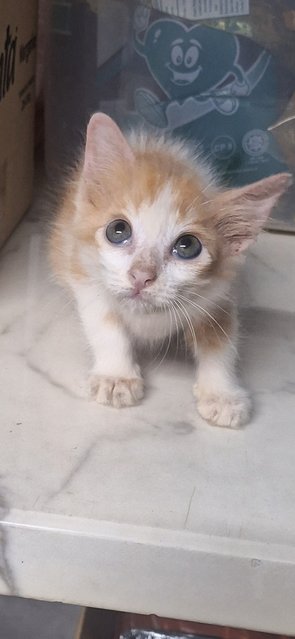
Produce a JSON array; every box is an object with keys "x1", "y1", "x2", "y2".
[{"x1": 50, "y1": 113, "x2": 290, "y2": 427}]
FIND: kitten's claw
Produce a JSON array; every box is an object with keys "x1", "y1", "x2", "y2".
[
  {"x1": 194, "y1": 387, "x2": 251, "y2": 428},
  {"x1": 89, "y1": 375, "x2": 144, "y2": 408}
]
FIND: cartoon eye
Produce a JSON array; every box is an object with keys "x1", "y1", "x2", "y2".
[
  {"x1": 106, "y1": 219, "x2": 132, "y2": 244},
  {"x1": 172, "y1": 235, "x2": 202, "y2": 259},
  {"x1": 171, "y1": 45, "x2": 183, "y2": 66},
  {"x1": 184, "y1": 45, "x2": 199, "y2": 68}
]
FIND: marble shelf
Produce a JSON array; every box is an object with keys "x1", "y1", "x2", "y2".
[{"x1": 0, "y1": 200, "x2": 295, "y2": 634}]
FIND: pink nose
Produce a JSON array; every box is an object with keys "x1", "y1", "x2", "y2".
[{"x1": 129, "y1": 268, "x2": 157, "y2": 293}]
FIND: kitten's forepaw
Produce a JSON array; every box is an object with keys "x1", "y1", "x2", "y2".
[
  {"x1": 89, "y1": 375, "x2": 144, "y2": 408},
  {"x1": 194, "y1": 387, "x2": 251, "y2": 428}
]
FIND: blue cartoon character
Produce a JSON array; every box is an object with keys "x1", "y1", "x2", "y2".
[
  {"x1": 130, "y1": 10, "x2": 292, "y2": 184},
  {"x1": 133, "y1": 18, "x2": 269, "y2": 127}
]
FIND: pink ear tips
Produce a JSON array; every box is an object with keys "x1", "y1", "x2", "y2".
[
  {"x1": 274, "y1": 172, "x2": 293, "y2": 190},
  {"x1": 82, "y1": 112, "x2": 135, "y2": 185},
  {"x1": 87, "y1": 112, "x2": 115, "y2": 136},
  {"x1": 284, "y1": 173, "x2": 293, "y2": 187}
]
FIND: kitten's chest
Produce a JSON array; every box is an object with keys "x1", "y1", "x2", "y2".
[{"x1": 120, "y1": 307, "x2": 173, "y2": 343}]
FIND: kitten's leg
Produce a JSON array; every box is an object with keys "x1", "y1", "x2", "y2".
[
  {"x1": 74, "y1": 283, "x2": 143, "y2": 408},
  {"x1": 192, "y1": 308, "x2": 251, "y2": 428}
]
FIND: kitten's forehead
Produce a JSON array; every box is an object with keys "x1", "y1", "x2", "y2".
[{"x1": 127, "y1": 182, "x2": 188, "y2": 245}]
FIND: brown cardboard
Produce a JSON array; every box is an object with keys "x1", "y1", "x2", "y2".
[{"x1": 0, "y1": 0, "x2": 38, "y2": 248}]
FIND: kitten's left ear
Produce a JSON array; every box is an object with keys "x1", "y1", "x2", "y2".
[
  {"x1": 214, "y1": 173, "x2": 292, "y2": 255},
  {"x1": 83, "y1": 113, "x2": 134, "y2": 181}
]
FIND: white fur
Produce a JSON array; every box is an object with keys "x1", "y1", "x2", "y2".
[
  {"x1": 52, "y1": 117, "x2": 288, "y2": 418},
  {"x1": 73, "y1": 281, "x2": 144, "y2": 407},
  {"x1": 74, "y1": 282, "x2": 139, "y2": 378},
  {"x1": 74, "y1": 272, "x2": 250, "y2": 420},
  {"x1": 194, "y1": 344, "x2": 251, "y2": 428},
  {"x1": 136, "y1": 182, "x2": 178, "y2": 243},
  {"x1": 93, "y1": 183, "x2": 214, "y2": 313},
  {"x1": 65, "y1": 122, "x2": 257, "y2": 416},
  {"x1": 71, "y1": 180, "x2": 237, "y2": 411}
]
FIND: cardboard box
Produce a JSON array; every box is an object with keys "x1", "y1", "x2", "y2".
[{"x1": 0, "y1": 0, "x2": 38, "y2": 248}]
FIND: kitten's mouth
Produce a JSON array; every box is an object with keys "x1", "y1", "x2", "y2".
[
  {"x1": 130, "y1": 290, "x2": 141, "y2": 299},
  {"x1": 123, "y1": 290, "x2": 162, "y2": 313}
]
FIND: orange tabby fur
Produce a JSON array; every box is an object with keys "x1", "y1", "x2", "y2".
[{"x1": 49, "y1": 113, "x2": 291, "y2": 425}]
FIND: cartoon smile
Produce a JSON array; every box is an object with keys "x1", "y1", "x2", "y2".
[{"x1": 167, "y1": 64, "x2": 202, "y2": 85}]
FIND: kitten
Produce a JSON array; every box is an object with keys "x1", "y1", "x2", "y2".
[{"x1": 50, "y1": 113, "x2": 290, "y2": 427}]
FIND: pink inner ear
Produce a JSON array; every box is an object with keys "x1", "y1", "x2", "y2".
[
  {"x1": 83, "y1": 113, "x2": 134, "y2": 180},
  {"x1": 214, "y1": 172, "x2": 292, "y2": 256}
]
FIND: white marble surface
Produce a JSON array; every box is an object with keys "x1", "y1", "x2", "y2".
[{"x1": 1, "y1": 200, "x2": 295, "y2": 634}]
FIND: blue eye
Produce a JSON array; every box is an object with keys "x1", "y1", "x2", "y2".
[
  {"x1": 172, "y1": 234, "x2": 202, "y2": 259},
  {"x1": 106, "y1": 219, "x2": 132, "y2": 244}
]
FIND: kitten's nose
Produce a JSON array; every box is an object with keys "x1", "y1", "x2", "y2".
[{"x1": 129, "y1": 268, "x2": 157, "y2": 293}]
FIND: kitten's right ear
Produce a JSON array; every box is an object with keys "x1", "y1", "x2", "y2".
[
  {"x1": 213, "y1": 172, "x2": 291, "y2": 255},
  {"x1": 83, "y1": 113, "x2": 134, "y2": 181}
]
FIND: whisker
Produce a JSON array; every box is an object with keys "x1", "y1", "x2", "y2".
[
  {"x1": 169, "y1": 300, "x2": 180, "y2": 358},
  {"x1": 151, "y1": 301, "x2": 182, "y2": 369},
  {"x1": 174, "y1": 298, "x2": 197, "y2": 358},
  {"x1": 181, "y1": 288, "x2": 231, "y2": 315},
  {"x1": 189, "y1": 194, "x2": 202, "y2": 208},
  {"x1": 180, "y1": 299, "x2": 198, "y2": 358},
  {"x1": 177, "y1": 294, "x2": 237, "y2": 354},
  {"x1": 183, "y1": 301, "x2": 222, "y2": 348},
  {"x1": 149, "y1": 303, "x2": 167, "y2": 367},
  {"x1": 173, "y1": 299, "x2": 189, "y2": 360},
  {"x1": 201, "y1": 180, "x2": 216, "y2": 194},
  {"x1": 152, "y1": 305, "x2": 173, "y2": 371}
]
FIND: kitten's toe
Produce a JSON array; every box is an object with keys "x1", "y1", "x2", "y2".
[
  {"x1": 89, "y1": 375, "x2": 144, "y2": 408},
  {"x1": 113, "y1": 378, "x2": 144, "y2": 408},
  {"x1": 194, "y1": 387, "x2": 251, "y2": 428}
]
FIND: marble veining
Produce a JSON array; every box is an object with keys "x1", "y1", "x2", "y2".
[
  {"x1": 0, "y1": 497, "x2": 17, "y2": 596},
  {"x1": 0, "y1": 199, "x2": 295, "y2": 633}
]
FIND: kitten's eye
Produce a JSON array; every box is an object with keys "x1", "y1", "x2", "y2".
[
  {"x1": 106, "y1": 219, "x2": 132, "y2": 244},
  {"x1": 172, "y1": 234, "x2": 202, "y2": 259}
]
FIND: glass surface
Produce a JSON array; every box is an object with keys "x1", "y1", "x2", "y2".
[{"x1": 46, "y1": 0, "x2": 295, "y2": 229}]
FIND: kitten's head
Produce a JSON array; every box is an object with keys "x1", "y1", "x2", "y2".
[{"x1": 76, "y1": 113, "x2": 291, "y2": 312}]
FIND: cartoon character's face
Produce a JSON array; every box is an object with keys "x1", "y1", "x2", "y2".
[
  {"x1": 134, "y1": 20, "x2": 240, "y2": 99},
  {"x1": 167, "y1": 39, "x2": 202, "y2": 86}
]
